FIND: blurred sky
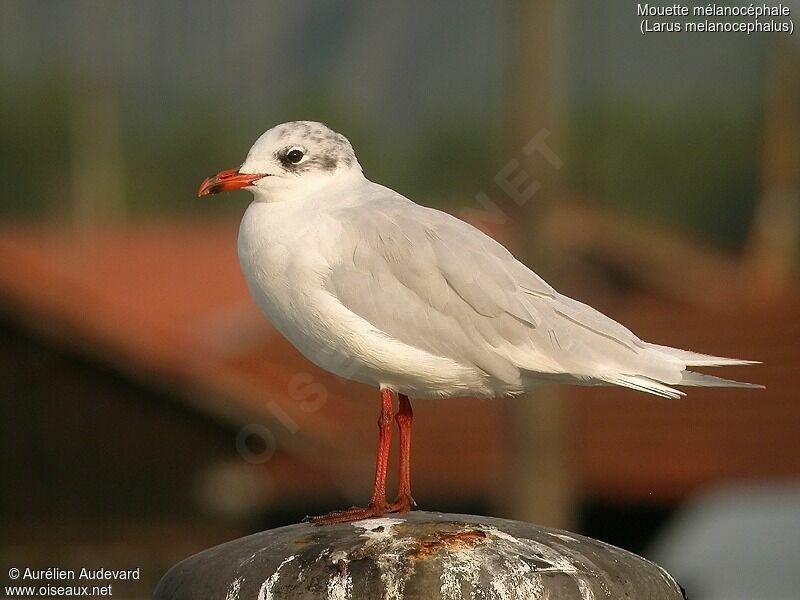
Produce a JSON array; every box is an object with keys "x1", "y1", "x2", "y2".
[{"x1": 0, "y1": 0, "x2": 790, "y2": 245}]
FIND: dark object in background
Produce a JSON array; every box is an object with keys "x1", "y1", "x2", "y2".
[{"x1": 578, "y1": 500, "x2": 675, "y2": 556}]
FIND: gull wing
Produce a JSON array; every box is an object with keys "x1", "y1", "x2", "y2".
[{"x1": 324, "y1": 190, "x2": 758, "y2": 395}]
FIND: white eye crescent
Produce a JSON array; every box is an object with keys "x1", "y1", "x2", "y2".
[{"x1": 286, "y1": 148, "x2": 305, "y2": 164}]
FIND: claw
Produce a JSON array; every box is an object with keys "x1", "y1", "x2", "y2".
[{"x1": 309, "y1": 501, "x2": 414, "y2": 526}]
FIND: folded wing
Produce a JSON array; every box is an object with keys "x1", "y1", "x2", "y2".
[{"x1": 325, "y1": 192, "x2": 759, "y2": 397}]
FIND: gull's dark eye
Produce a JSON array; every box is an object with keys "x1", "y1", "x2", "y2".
[{"x1": 286, "y1": 149, "x2": 304, "y2": 164}]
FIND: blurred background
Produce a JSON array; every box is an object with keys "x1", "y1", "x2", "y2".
[{"x1": 1, "y1": 2, "x2": 799, "y2": 598}]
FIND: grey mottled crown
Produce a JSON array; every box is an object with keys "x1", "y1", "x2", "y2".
[{"x1": 271, "y1": 121, "x2": 357, "y2": 173}]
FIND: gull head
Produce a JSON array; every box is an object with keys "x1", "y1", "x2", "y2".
[{"x1": 198, "y1": 121, "x2": 362, "y2": 202}]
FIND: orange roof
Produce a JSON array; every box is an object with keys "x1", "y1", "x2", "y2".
[{"x1": 573, "y1": 292, "x2": 800, "y2": 501}]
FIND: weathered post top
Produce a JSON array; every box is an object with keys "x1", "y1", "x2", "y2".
[{"x1": 154, "y1": 511, "x2": 685, "y2": 599}]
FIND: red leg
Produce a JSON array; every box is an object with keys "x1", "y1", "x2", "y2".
[
  {"x1": 369, "y1": 387, "x2": 394, "y2": 507},
  {"x1": 391, "y1": 394, "x2": 415, "y2": 512},
  {"x1": 310, "y1": 388, "x2": 394, "y2": 525}
]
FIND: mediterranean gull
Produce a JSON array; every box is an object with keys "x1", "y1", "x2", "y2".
[{"x1": 198, "y1": 121, "x2": 761, "y2": 524}]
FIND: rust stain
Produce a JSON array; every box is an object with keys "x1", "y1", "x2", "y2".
[
  {"x1": 410, "y1": 529, "x2": 488, "y2": 559},
  {"x1": 292, "y1": 536, "x2": 313, "y2": 545}
]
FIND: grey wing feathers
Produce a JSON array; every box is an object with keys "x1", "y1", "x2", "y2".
[
  {"x1": 327, "y1": 197, "x2": 560, "y2": 385},
  {"x1": 325, "y1": 192, "x2": 760, "y2": 396}
]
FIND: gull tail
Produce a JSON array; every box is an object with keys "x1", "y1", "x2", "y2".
[
  {"x1": 603, "y1": 344, "x2": 764, "y2": 399},
  {"x1": 606, "y1": 372, "x2": 763, "y2": 400}
]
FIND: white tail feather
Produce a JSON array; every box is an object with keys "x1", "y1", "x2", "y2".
[
  {"x1": 603, "y1": 375, "x2": 685, "y2": 399},
  {"x1": 604, "y1": 369, "x2": 763, "y2": 399},
  {"x1": 643, "y1": 342, "x2": 760, "y2": 366},
  {"x1": 680, "y1": 371, "x2": 764, "y2": 389}
]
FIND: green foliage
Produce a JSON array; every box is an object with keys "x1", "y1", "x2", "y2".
[
  {"x1": 0, "y1": 76, "x2": 72, "y2": 218},
  {"x1": 567, "y1": 101, "x2": 760, "y2": 247},
  {"x1": 125, "y1": 104, "x2": 256, "y2": 218},
  {"x1": 2, "y1": 77, "x2": 759, "y2": 250},
  {"x1": 0, "y1": 79, "x2": 497, "y2": 220}
]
